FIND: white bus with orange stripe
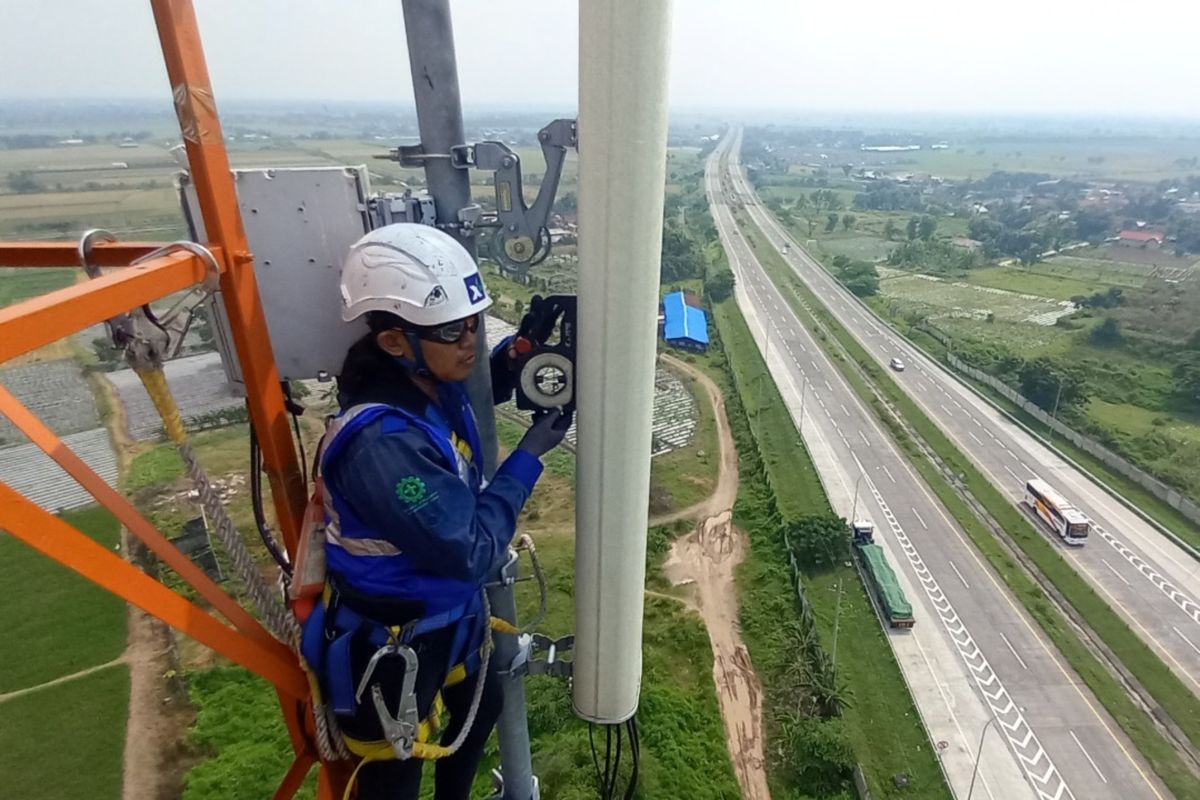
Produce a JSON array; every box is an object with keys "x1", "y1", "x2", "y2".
[{"x1": 1024, "y1": 478, "x2": 1090, "y2": 546}]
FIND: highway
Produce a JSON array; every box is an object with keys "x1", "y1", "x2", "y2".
[
  {"x1": 707, "y1": 131, "x2": 1168, "y2": 800},
  {"x1": 724, "y1": 129, "x2": 1200, "y2": 695}
]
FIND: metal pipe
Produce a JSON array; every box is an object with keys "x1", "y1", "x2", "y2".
[
  {"x1": 401, "y1": 0, "x2": 498, "y2": 474},
  {"x1": 400, "y1": 3, "x2": 531, "y2": 796},
  {"x1": 573, "y1": 0, "x2": 674, "y2": 723}
]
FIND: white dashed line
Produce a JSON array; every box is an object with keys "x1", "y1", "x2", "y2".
[
  {"x1": 840, "y1": 403, "x2": 850, "y2": 417},
  {"x1": 999, "y1": 632, "x2": 1028, "y2": 670},
  {"x1": 1174, "y1": 626, "x2": 1200, "y2": 657},
  {"x1": 881, "y1": 465, "x2": 896, "y2": 483},
  {"x1": 858, "y1": 430, "x2": 870, "y2": 447},
  {"x1": 948, "y1": 559, "x2": 971, "y2": 588},
  {"x1": 824, "y1": 380, "x2": 833, "y2": 392},
  {"x1": 1100, "y1": 559, "x2": 1131, "y2": 586},
  {"x1": 1003, "y1": 465, "x2": 1021, "y2": 482},
  {"x1": 1070, "y1": 731, "x2": 1107, "y2": 784},
  {"x1": 939, "y1": 404, "x2": 953, "y2": 416},
  {"x1": 912, "y1": 507, "x2": 928, "y2": 529},
  {"x1": 969, "y1": 431, "x2": 984, "y2": 445}
]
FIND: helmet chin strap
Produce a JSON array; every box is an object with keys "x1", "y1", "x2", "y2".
[{"x1": 393, "y1": 331, "x2": 434, "y2": 379}]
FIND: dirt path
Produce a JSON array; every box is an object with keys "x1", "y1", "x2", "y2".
[
  {"x1": 121, "y1": 592, "x2": 193, "y2": 800},
  {"x1": 658, "y1": 355, "x2": 771, "y2": 800}
]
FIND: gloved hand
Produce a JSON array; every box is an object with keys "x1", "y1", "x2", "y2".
[{"x1": 517, "y1": 407, "x2": 572, "y2": 458}]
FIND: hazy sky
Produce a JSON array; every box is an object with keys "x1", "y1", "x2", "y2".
[{"x1": 2, "y1": 0, "x2": 1198, "y2": 117}]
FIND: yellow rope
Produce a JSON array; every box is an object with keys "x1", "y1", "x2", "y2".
[{"x1": 135, "y1": 367, "x2": 187, "y2": 444}]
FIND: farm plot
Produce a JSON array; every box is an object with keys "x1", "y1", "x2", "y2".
[
  {"x1": 877, "y1": 268, "x2": 1075, "y2": 324},
  {"x1": 0, "y1": 358, "x2": 100, "y2": 446},
  {"x1": 107, "y1": 352, "x2": 244, "y2": 441}
]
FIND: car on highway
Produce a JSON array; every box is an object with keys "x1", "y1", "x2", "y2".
[{"x1": 889, "y1": 357, "x2": 906, "y2": 372}]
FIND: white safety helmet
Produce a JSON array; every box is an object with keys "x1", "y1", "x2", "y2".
[{"x1": 339, "y1": 223, "x2": 492, "y2": 327}]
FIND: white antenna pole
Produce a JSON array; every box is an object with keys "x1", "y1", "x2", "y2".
[{"x1": 573, "y1": 0, "x2": 674, "y2": 723}]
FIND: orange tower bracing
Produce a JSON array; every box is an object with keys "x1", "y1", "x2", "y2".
[{"x1": 0, "y1": 1, "x2": 351, "y2": 796}]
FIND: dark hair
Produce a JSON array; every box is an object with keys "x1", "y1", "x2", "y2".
[{"x1": 365, "y1": 310, "x2": 408, "y2": 334}]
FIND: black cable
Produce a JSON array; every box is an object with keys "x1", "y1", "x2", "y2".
[
  {"x1": 624, "y1": 717, "x2": 640, "y2": 800},
  {"x1": 249, "y1": 421, "x2": 292, "y2": 574},
  {"x1": 611, "y1": 722, "x2": 623, "y2": 799},
  {"x1": 589, "y1": 724, "x2": 605, "y2": 798}
]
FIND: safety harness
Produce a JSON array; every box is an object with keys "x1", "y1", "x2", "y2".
[{"x1": 290, "y1": 402, "x2": 516, "y2": 797}]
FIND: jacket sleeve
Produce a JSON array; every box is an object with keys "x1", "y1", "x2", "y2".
[
  {"x1": 489, "y1": 335, "x2": 517, "y2": 405},
  {"x1": 327, "y1": 419, "x2": 543, "y2": 583}
]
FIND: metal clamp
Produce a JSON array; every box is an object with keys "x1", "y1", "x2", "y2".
[
  {"x1": 356, "y1": 643, "x2": 421, "y2": 760},
  {"x1": 77, "y1": 228, "x2": 116, "y2": 279},
  {"x1": 474, "y1": 118, "x2": 576, "y2": 268},
  {"x1": 505, "y1": 632, "x2": 574, "y2": 679}
]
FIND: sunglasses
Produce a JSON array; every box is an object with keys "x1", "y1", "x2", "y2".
[{"x1": 411, "y1": 313, "x2": 480, "y2": 344}]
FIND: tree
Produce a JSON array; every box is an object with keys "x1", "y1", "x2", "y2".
[
  {"x1": 1019, "y1": 357, "x2": 1087, "y2": 413},
  {"x1": 906, "y1": 215, "x2": 919, "y2": 241},
  {"x1": 825, "y1": 213, "x2": 839, "y2": 233},
  {"x1": 918, "y1": 214, "x2": 937, "y2": 241},
  {"x1": 782, "y1": 514, "x2": 848, "y2": 568},
  {"x1": 794, "y1": 193, "x2": 809, "y2": 211},
  {"x1": 883, "y1": 219, "x2": 897, "y2": 241},
  {"x1": 841, "y1": 213, "x2": 856, "y2": 231},
  {"x1": 704, "y1": 269, "x2": 736, "y2": 303},
  {"x1": 6, "y1": 171, "x2": 40, "y2": 194},
  {"x1": 1089, "y1": 316, "x2": 1123, "y2": 347},
  {"x1": 841, "y1": 164, "x2": 852, "y2": 177},
  {"x1": 659, "y1": 221, "x2": 704, "y2": 283}
]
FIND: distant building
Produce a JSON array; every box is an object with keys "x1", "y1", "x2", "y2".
[
  {"x1": 951, "y1": 238, "x2": 983, "y2": 251},
  {"x1": 661, "y1": 290, "x2": 709, "y2": 353},
  {"x1": 1117, "y1": 230, "x2": 1164, "y2": 248}
]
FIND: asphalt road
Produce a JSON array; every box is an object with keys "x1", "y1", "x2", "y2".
[
  {"x1": 707, "y1": 131, "x2": 1168, "y2": 800},
  {"x1": 724, "y1": 130, "x2": 1200, "y2": 697}
]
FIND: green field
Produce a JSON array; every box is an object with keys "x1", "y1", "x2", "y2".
[
  {"x1": 794, "y1": 137, "x2": 1200, "y2": 182},
  {"x1": 0, "y1": 663, "x2": 129, "y2": 800},
  {"x1": 0, "y1": 266, "x2": 77, "y2": 307},
  {"x1": 0, "y1": 506, "x2": 126, "y2": 693}
]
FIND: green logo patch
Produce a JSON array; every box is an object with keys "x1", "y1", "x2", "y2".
[{"x1": 395, "y1": 476, "x2": 427, "y2": 505}]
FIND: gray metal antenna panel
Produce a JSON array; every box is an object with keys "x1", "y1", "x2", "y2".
[{"x1": 182, "y1": 166, "x2": 373, "y2": 385}]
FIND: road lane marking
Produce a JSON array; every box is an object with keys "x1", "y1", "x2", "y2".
[
  {"x1": 1003, "y1": 465, "x2": 1021, "y2": 482},
  {"x1": 858, "y1": 430, "x2": 870, "y2": 447},
  {"x1": 912, "y1": 508, "x2": 928, "y2": 529},
  {"x1": 1070, "y1": 731, "x2": 1107, "y2": 784},
  {"x1": 939, "y1": 404, "x2": 953, "y2": 416},
  {"x1": 969, "y1": 431, "x2": 984, "y2": 445},
  {"x1": 1174, "y1": 626, "x2": 1200, "y2": 656},
  {"x1": 840, "y1": 403, "x2": 850, "y2": 416},
  {"x1": 918, "y1": 381, "x2": 929, "y2": 392},
  {"x1": 846, "y1": 456, "x2": 1073, "y2": 800},
  {"x1": 999, "y1": 632, "x2": 1028, "y2": 670},
  {"x1": 948, "y1": 560, "x2": 971, "y2": 588},
  {"x1": 1100, "y1": 559, "x2": 1131, "y2": 586},
  {"x1": 881, "y1": 464, "x2": 896, "y2": 483},
  {"x1": 824, "y1": 379, "x2": 833, "y2": 392}
]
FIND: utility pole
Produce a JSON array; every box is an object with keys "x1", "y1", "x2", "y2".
[
  {"x1": 967, "y1": 717, "x2": 997, "y2": 800},
  {"x1": 400, "y1": 3, "x2": 534, "y2": 797},
  {"x1": 1051, "y1": 378, "x2": 1063, "y2": 426},
  {"x1": 850, "y1": 472, "x2": 864, "y2": 522}
]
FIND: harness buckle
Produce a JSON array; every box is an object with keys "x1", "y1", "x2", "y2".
[{"x1": 356, "y1": 643, "x2": 422, "y2": 760}]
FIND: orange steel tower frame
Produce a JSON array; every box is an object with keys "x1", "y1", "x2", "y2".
[{"x1": 0, "y1": 0, "x2": 351, "y2": 796}]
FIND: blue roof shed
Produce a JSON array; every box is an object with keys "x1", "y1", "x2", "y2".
[{"x1": 662, "y1": 291, "x2": 709, "y2": 351}]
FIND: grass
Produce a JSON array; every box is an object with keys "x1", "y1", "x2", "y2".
[
  {"x1": 965, "y1": 260, "x2": 1148, "y2": 300},
  {"x1": 0, "y1": 506, "x2": 126, "y2": 693},
  {"x1": 647, "y1": 364, "x2": 720, "y2": 514},
  {"x1": 0, "y1": 267, "x2": 76, "y2": 306},
  {"x1": 0, "y1": 663, "x2": 129, "y2": 800},
  {"x1": 738, "y1": 209, "x2": 1200, "y2": 798},
  {"x1": 712, "y1": 295, "x2": 950, "y2": 799}
]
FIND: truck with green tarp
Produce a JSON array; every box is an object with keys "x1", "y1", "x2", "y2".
[{"x1": 851, "y1": 521, "x2": 914, "y2": 629}]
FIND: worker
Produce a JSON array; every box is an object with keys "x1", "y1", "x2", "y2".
[{"x1": 319, "y1": 223, "x2": 571, "y2": 799}]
